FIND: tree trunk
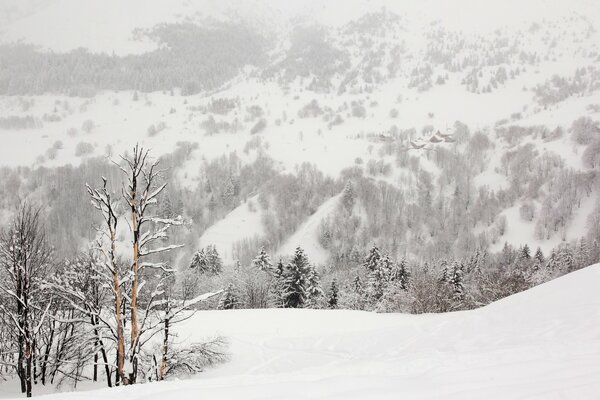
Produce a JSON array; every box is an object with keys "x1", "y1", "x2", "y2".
[
  {"x1": 112, "y1": 229, "x2": 126, "y2": 386},
  {"x1": 159, "y1": 315, "x2": 169, "y2": 380},
  {"x1": 25, "y1": 340, "x2": 32, "y2": 398},
  {"x1": 129, "y1": 199, "x2": 140, "y2": 385}
]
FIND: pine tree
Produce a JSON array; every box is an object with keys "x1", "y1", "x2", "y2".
[
  {"x1": 441, "y1": 261, "x2": 465, "y2": 301},
  {"x1": 281, "y1": 247, "x2": 310, "y2": 308},
  {"x1": 222, "y1": 179, "x2": 236, "y2": 207},
  {"x1": 328, "y1": 279, "x2": 339, "y2": 309},
  {"x1": 534, "y1": 247, "x2": 545, "y2": 264},
  {"x1": 557, "y1": 245, "x2": 576, "y2": 272},
  {"x1": 389, "y1": 258, "x2": 410, "y2": 290},
  {"x1": 252, "y1": 246, "x2": 273, "y2": 273},
  {"x1": 282, "y1": 262, "x2": 306, "y2": 308},
  {"x1": 363, "y1": 245, "x2": 381, "y2": 272},
  {"x1": 341, "y1": 181, "x2": 355, "y2": 212},
  {"x1": 520, "y1": 244, "x2": 531, "y2": 260},
  {"x1": 206, "y1": 245, "x2": 223, "y2": 274},
  {"x1": 219, "y1": 283, "x2": 240, "y2": 310},
  {"x1": 190, "y1": 246, "x2": 222, "y2": 275},
  {"x1": 577, "y1": 238, "x2": 590, "y2": 269},
  {"x1": 268, "y1": 259, "x2": 287, "y2": 308},
  {"x1": 352, "y1": 274, "x2": 363, "y2": 295},
  {"x1": 189, "y1": 249, "x2": 207, "y2": 272},
  {"x1": 305, "y1": 265, "x2": 324, "y2": 308}
]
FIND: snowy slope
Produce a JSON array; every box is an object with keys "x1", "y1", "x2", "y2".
[
  {"x1": 198, "y1": 196, "x2": 264, "y2": 264},
  {"x1": 277, "y1": 193, "x2": 341, "y2": 264},
  {"x1": 11, "y1": 264, "x2": 600, "y2": 399},
  {"x1": 0, "y1": 0, "x2": 599, "y2": 261}
]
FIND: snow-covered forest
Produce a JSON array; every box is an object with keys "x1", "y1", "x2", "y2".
[{"x1": 0, "y1": 0, "x2": 599, "y2": 398}]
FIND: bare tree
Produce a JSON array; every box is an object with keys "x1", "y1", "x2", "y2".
[
  {"x1": 117, "y1": 145, "x2": 183, "y2": 384},
  {"x1": 86, "y1": 178, "x2": 127, "y2": 385},
  {"x1": 0, "y1": 204, "x2": 53, "y2": 397}
]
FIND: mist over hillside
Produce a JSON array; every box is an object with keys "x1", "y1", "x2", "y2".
[{"x1": 0, "y1": 1, "x2": 599, "y2": 398}]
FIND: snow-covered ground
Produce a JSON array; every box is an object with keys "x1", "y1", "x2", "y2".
[{"x1": 5, "y1": 264, "x2": 598, "y2": 399}]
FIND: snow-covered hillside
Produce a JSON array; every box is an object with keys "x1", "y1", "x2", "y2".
[
  {"x1": 0, "y1": 0, "x2": 599, "y2": 264},
  {"x1": 4, "y1": 264, "x2": 598, "y2": 399}
]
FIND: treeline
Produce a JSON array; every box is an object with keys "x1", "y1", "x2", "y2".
[
  {"x1": 0, "y1": 22, "x2": 267, "y2": 96},
  {"x1": 191, "y1": 239, "x2": 600, "y2": 314}
]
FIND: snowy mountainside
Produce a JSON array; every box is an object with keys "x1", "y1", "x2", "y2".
[
  {"x1": 6, "y1": 263, "x2": 600, "y2": 399},
  {"x1": 0, "y1": 0, "x2": 599, "y2": 264}
]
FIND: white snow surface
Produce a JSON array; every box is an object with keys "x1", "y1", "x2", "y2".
[{"x1": 9, "y1": 264, "x2": 600, "y2": 399}]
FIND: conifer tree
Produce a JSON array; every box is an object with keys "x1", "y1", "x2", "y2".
[
  {"x1": 577, "y1": 238, "x2": 590, "y2": 269},
  {"x1": 205, "y1": 245, "x2": 223, "y2": 274},
  {"x1": 352, "y1": 274, "x2": 363, "y2": 295},
  {"x1": 520, "y1": 244, "x2": 531, "y2": 260},
  {"x1": 328, "y1": 279, "x2": 339, "y2": 309},
  {"x1": 281, "y1": 247, "x2": 310, "y2": 308},
  {"x1": 363, "y1": 245, "x2": 381, "y2": 272},
  {"x1": 252, "y1": 246, "x2": 273, "y2": 273},
  {"x1": 268, "y1": 259, "x2": 286, "y2": 308},
  {"x1": 341, "y1": 181, "x2": 355, "y2": 212},
  {"x1": 305, "y1": 265, "x2": 324, "y2": 308},
  {"x1": 389, "y1": 258, "x2": 411, "y2": 290},
  {"x1": 189, "y1": 249, "x2": 207, "y2": 272},
  {"x1": 219, "y1": 283, "x2": 240, "y2": 310},
  {"x1": 534, "y1": 247, "x2": 545, "y2": 265}
]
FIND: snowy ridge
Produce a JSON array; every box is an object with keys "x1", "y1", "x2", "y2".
[{"x1": 12, "y1": 264, "x2": 600, "y2": 399}]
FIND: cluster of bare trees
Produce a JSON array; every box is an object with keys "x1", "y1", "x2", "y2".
[{"x1": 0, "y1": 146, "x2": 225, "y2": 397}]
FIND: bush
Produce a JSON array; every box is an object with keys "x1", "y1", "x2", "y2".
[
  {"x1": 81, "y1": 119, "x2": 95, "y2": 133},
  {"x1": 571, "y1": 117, "x2": 599, "y2": 145},
  {"x1": 250, "y1": 118, "x2": 267, "y2": 135},
  {"x1": 75, "y1": 141, "x2": 94, "y2": 156}
]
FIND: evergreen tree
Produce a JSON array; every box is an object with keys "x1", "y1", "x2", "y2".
[
  {"x1": 577, "y1": 238, "x2": 590, "y2": 269},
  {"x1": 534, "y1": 247, "x2": 545, "y2": 264},
  {"x1": 305, "y1": 265, "x2": 324, "y2": 308},
  {"x1": 222, "y1": 179, "x2": 236, "y2": 207},
  {"x1": 352, "y1": 274, "x2": 363, "y2": 295},
  {"x1": 206, "y1": 245, "x2": 223, "y2": 274},
  {"x1": 341, "y1": 181, "x2": 355, "y2": 212},
  {"x1": 190, "y1": 246, "x2": 222, "y2": 275},
  {"x1": 363, "y1": 245, "x2": 381, "y2": 272},
  {"x1": 441, "y1": 261, "x2": 465, "y2": 301},
  {"x1": 189, "y1": 249, "x2": 207, "y2": 272},
  {"x1": 281, "y1": 247, "x2": 310, "y2": 308},
  {"x1": 161, "y1": 195, "x2": 174, "y2": 219},
  {"x1": 252, "y1": 246, "x2": 273, "y2": 273},
  {"x1": 328, "y1": 278, "x2": 339, "y2": 309},
  {"x1": 219, "y1": 283, "x2": 240, "y2": 310},
  {"x1": 557, "y1": 245, "x2": 576, "y2": 272},
  {"x1": 282, "y1": 261, "x2": 306, "y2": 308},
  {"x1": 389, "y1": 258, "x2": 410, "y2": 290},
  {"x1": 520, "y1": 244, "x2": 531, "y2": 260},
  {"x1": 268, "y1": 258, "x2": 287, "y2": 308}
]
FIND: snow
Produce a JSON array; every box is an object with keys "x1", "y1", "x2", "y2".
[
  {"x1": 198, "y1": 196, "x2": 264, "y2": 265},
  {"x1": 490, "y1": 190, "x2": 597, "y2": 254},
  {"x1": 277, "y1": 194, "x2": 341, "y2": 264},
  {"x1": 6, "y1": 263, "x2": 600, "y2": 399}
]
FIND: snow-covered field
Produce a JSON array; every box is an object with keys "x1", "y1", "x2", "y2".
[{"x1": 4, "y1": 264, "x2": 597, "y2": 400}]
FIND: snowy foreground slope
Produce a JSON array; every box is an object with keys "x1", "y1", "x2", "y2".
[{"x1": 13, "y1": 264, "x2": 600, "y2": 400}]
